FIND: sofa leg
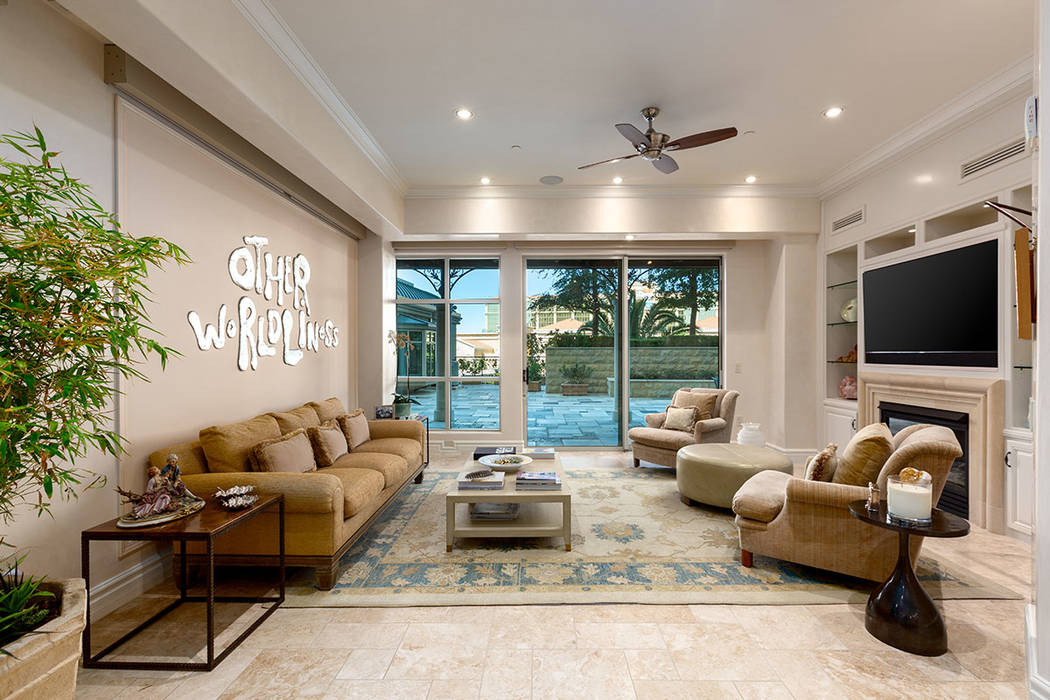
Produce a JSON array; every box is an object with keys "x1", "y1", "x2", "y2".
[
  {"x1": 680, "y1": 494, "x2": 695, "y2": 507},
  {"x1": 632, "y1": 457, "x2": 640, "y2": 467},
  {"x1": 740, "y1": 550, "x2": 753, "y2": 568},
  {"x1": 414, "y1": 470, "x2": 424, "y2": 484},
  {"x1": 315, "y1": 564, "x2": 339, "y2": 591}
]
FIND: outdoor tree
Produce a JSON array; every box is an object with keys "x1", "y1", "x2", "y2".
[{"x1": 647, "y1": 265, "x2": 719, "y2": 336}]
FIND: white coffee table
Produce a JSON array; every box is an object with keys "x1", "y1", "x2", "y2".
[{"x1": 446, "y1": 456, "x2": 571, "y2": 552}]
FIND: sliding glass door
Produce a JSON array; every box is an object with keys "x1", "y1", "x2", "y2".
[
  {"x1": 626, "y1": 259, "x2": 721, "y2": 431},
  {"x1": 524, "y1": 259, "x2": 622, "y2": 447}
]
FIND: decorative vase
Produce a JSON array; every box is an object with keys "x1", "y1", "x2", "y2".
[
  {"x1": 839, "y1": 375, "x2": 858, "y2": 400},
  {"x1": 736, "y1": 422, "x2": 765, "y2": 447},
  {"x1": 394, "y1": 402, "x2": 411, "y2": 418},
  {"x1": 840, "y1": 297, "x2": 858, "y2": 322}
]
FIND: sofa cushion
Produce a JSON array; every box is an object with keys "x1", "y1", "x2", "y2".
[
  {"x1": 315, "y1": 467, "x2": 385, "y2": 517},
  {"x1": 354, "y1": 437, "x2": 423, "y2": 469},
  {"x1": 308, "y1": 397, "x2": 347, "y2": 424},
  {"x1": 673, "y1": 391, "x2": 718, "y2": 420},
  {"x1": 199, "y1": 414, "x2": 282, "y2": 473},
  {"x1": 270, "y1": 405, "x2": 321, "y2": 434},
  {"x1": 805, "y1": 443, "x2": 838, "y2": 482},
  {"x1": 627, "y1": 426, "x2": 696, "y2": 451},
  {"x1": 251, "y1": 429, "x2": 316, "y2": 473},
  {"x1": 331, "y1": 452, "x2": 410, "y2": 489},
  {"x1": 337, "y1": 409, "x2": 371, "y2": 450},
  {"x1": 832, "y1": 423, "x2": 893, "y2": 487},
  {"x1": 732, "y1": 470, "x2": 792, "y2": 523},
  {"x1": 308, "y1": 425, "x2": 349, "y2": 468},
  {"x1": 664, "y1": 406, "x2": 698, "y2": 433}
]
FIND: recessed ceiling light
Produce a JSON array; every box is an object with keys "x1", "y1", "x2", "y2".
[
  {"x1": 822, "y1": 105, "x2": 845, "y2": 119},
  {"x1": 455, "y1": 107, "x2": 474, "y2": 120},
  {"x1": 625, "y1": 234, "x2": 635, "y2": 241},
  {"x1": 744, "y1": 175, "x2": 757, "y2": 184},
  {"x1": 907, "y1": 227, "x2": 916, "y2": 233},
  {"x1": 479, "y1": 176, "x2": 491, "y2": 185},
  {"x1": 612, "y1": 176, "x2": 623, "y2": 184},
  {"x1": 539, "y1": 175, "x2": 563, "y2": 185},
  {"x1": 511, "y1": 144, "x2": 522, "y2": 150}
]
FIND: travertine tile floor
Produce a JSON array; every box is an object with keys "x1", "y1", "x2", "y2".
[{"x1": 76, "y1": 452, "x2": 1032, "y2": 699}]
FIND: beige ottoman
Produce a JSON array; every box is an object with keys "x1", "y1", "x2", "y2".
[{"x1": 676, "y1": 443, "x2": 793, "y2": 509}]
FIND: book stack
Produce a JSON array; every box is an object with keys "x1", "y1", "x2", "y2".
[
  {"x1": 515, "y1": 471, "x2": 561, "y2": 491},
  {"x1": 473, "y1": 446, "x2": 515, "y2": 461},
  {"x1": 456, "y1": 470, "x2": 505, "y2": 490},
  {"x1": 522, "y1": 447, "x2": 556, "y2": 460},
  {"x1": 469, "y1": 503, "x2": 520, "y2": 521}
]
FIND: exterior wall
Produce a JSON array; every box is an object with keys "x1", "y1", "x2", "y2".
[{"x1": 544, "y1": 347, "x2": 719, "y2": 395}]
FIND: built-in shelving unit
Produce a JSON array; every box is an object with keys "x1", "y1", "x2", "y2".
[
  {"x1": 864, "y1": 225, "x2": 916, "y2": 259},
  {"x1": 825, "y1": 246, "x2": 858, "y2": 401},
  {"x1": 1007, "y1": 185, "x2": 1034, "y2": 431},
  {"x1": 925, "y1": 198, "x2": 999, "y2": 243}
]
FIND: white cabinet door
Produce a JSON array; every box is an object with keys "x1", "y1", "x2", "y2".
[
  {"x1": 1005, "y1": 437, "x2": 1034, "y2": 535},
  {"x1": 824, "y1": 407, "x2": 857, "y2": 448}
]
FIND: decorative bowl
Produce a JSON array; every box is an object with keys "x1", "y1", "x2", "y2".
[{"x1": 478, "y1": 454, "x2": 533, "y2": 471}]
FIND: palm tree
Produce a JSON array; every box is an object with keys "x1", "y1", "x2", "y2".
[{"x1": 579, "y1": 293, "x2": 685, "y2": 338}]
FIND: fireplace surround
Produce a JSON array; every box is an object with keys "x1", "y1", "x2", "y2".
[{"x1": 859, "y1": 371, "x2": 1004, "y2": 532}]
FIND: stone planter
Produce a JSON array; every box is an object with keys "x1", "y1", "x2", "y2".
[
  {"x1": 527, "y1": 382, "x2": 541, "y2": 392},
  {"x1": 0, "y1": 578, "x2": 86, "y2": 700},
  {"x1": 561, "y1": 383, "x2": 588, "y2": 396}
]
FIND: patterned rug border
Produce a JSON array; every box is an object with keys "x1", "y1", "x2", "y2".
[{"x1": 283, "y1": 470, "x2": 1023, "y2": 607}]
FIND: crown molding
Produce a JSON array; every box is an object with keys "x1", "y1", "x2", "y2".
[
  {"x1": 816, "y1": 54, "x2": 1034, "y2": 200},
  {"x1": 233, "y1": 0, "x2": 408, "y2": 195},
  {"x1": 406, "y1": 183, "x2": 817, "y2": 200}
]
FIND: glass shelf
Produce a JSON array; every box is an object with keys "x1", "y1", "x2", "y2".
[
  {"x1": 826, "y1": 279, "x2": 857, "y2": 290},
  {"x1": 827, "y1": 360, "x2": 857, "y2": 364},
  {"x1": 827, "y1": 320, "x2": 858, "y2": 326},
  {"x1": 1014, "y1": 365, "x2": 1033, "y2": 370}
]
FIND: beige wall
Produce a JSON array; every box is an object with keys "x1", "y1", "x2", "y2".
[{"x1": 1, "y1": 3, "x2": 359, "y2": 613}]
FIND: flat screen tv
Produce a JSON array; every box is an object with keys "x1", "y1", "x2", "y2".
[{"x1": 862, "y1": 240, "x2": 998, "y2": 367}]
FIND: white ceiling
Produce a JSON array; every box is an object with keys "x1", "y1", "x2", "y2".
[{"x1": 266, "y1": 0, "x2": 1033, "y2": 189}]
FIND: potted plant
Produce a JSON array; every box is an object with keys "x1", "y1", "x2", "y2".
[
  {"x1": 525, "y1": 333, "x2": 544, "y2": 392},
  {"x1": 560, "y1": 363, "x2": 593, "y2": 396},
  {"x1": 387, "y1": 331, "x2": 420, "y2": 418},
  {"x1": 0, "y1": 128, "x2": 186, "y2": 692}
]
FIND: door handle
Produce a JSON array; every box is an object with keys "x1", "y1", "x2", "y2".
[
  {"x1": 1005, "y1": 450, "x2": 1012, "y2": 469},
  {"x1": 850, "y1": 416, "x2": 857, "y2": 431}
]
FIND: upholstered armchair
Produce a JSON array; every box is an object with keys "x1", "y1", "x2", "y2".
[
  {"x1": 628, "y1": 388, "x2": 740, "y2": 468},
  {"x1": 732, "y1": 424, "x2": 962, "y2": 581}
]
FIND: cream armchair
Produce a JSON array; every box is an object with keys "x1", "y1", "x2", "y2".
[
  {"x1": 732, "y1": 424, "x2": 962, "y2": 581},
  {"x1": 628, "y1": 388, "x2": 740, "y2": 468}
]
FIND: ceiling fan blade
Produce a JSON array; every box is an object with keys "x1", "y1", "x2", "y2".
[
  {"x1": 615, "y1": 123, "x2": 650, "y2": 148},
  {"x1": 666, "y1": 127, "x2": 738, "y2": 151},
  {"x1": 577, "y1": 153, "x2": 640, "y2": 170},
  {"x1": 652, "y1": 154, "x2": 679, "y2": 174}
]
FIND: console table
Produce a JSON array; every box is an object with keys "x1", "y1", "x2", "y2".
[
  {"x1": 848, "y1": 500, "x2": 969, "y2": 656},
  {"x1": 81, "y1": 494, "x2": 284, "y2": 671}
]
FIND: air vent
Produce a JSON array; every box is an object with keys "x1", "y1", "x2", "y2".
[
  {"x1": 960, "y1": 138, "x2": 1026, "y2": 179},
  {"x1": 831, "y1": 208, "x2": 865, "y2": 233}
]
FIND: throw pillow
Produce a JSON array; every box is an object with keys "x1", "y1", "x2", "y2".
[
  {"x1": 805, "y1": 443, "x2": 838, "y2": 482},
  {"x1": 307, "y1": 397, "x2": 348, "y2": 424},
  {"x1": 674, "y1": 392, "x2": 718, "y2": 420},
  {"x1": 337, "y1": 409, "x2": 371, "y2": 450},
  {"x1": 199, "y1": 414, "x2": 281, "y2": 473},
  {"x1": 663, "y1": 406, "x2": 698, "y2": 433},
  {"x1": 270, "y1": 405, "x2": 321, "y2": 434},
  {"x1": 832, "y1": 422, "x2": 894, "y2": 486},
  {"x1": 251, "y1": 429, "x2": 316, "y2": 473},
  {"x1": 308, "y1": 425, "x2": 349, "y2": 467}
]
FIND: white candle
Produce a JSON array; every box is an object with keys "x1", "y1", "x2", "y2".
[{"x1": 887, "y1": 478, "x2": 932, "y2": 522}]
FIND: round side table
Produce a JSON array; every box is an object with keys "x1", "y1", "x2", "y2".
[{"x1": 847, "y1": 500, "x2": 969, "y2": 656}]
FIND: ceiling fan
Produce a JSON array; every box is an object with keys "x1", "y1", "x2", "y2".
[{"x1": 578, "y1": 107, "x2": 737, "y2": 174}]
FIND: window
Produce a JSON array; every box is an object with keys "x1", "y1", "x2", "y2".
[{"x1": 396, "y1": 258, "x2": 500, "y2": 430}]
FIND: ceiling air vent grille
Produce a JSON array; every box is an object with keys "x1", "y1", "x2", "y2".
[
  {"x1": 960, "y1": 138, "x2": 1026, "y2": 179},
  {"x1": 831, "y1": 208, "x2": 864, "y2": 233}
]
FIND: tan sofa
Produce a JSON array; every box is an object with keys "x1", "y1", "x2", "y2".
[
  {"x1": 628, "y1": 388, "x2": 740, "y2": 468},
  {"x1": 149, "y1": 397, "x2": 426, "y2": 590},
  {"x1": 732, "y1": 424, "x2": 962, "y2": 581}
]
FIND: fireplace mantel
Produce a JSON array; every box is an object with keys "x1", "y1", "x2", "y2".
[{"x1": 859, "y1": 371, "x2": 1005, "y2": 532}]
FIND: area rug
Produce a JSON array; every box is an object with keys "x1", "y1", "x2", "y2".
[{"x1": 284, "y1": 466, "x2": 1020, "y2": 607}]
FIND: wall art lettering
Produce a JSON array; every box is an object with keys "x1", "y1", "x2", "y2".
[{"x1": 187, "y1": 235, "x2": 340, "y2": 371}]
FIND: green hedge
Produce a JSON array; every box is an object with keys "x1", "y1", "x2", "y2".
[{"x1": 546, "y1": 335, "x2": 719, "y2": 348}]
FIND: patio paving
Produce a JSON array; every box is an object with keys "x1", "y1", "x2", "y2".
[{"x1": 409, "y1": 383, "x2": 671, "y2": 446}]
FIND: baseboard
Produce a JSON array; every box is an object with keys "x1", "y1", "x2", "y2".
[
  {"x1": 88, "y1": 549, "x2": 171, "y2": 619},
  {"x1": 1028, "y1": 604, "x2": 1049, "y2": 698},
  {"x1": 766, "y1": 443, "x2": 817, "y2": 464}
]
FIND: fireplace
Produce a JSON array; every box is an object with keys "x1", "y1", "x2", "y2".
[{"x1": 879, "y1": 401, "x2": 969, "y2": 518}]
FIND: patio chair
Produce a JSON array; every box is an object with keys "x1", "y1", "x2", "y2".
[{"x1": 628, "y1": 388, "x2": 739, "y2": 468}]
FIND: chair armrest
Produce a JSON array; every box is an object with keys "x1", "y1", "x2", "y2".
[
  {"x1": 785, "y1": 477, "x2": 868, "y2": 509},
  {"x1": 644, "y1": 413, "x2": 667, "y2": 428},
  {"x1": 182, "y1": 472, "x2": 343, "y2": 514},
  {"x1": 694, "y1": 417, "x2": 726, "y2": 439},
  {"x1": 368, "y1": 419, "x2": 424, "y2": 445}
]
